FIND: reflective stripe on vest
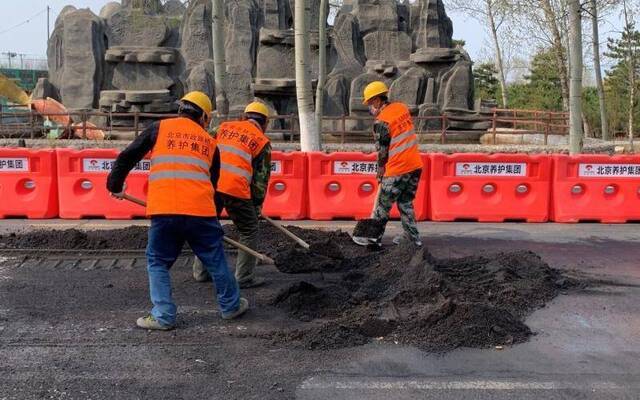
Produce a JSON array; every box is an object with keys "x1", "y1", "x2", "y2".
[
  {"x1": 149, "y1": 170, "x2": 211, "y2": 182},
  {"x1": 389, "y1": 136, "x2": 418, "y2": 157},
  {"x1": 389, "y1": 129, "x2": 415, "y2": 146},
  {"x1": 218, "y1": 144, "x2": 252, "y2": 163},
  {"x1": 220, "y1": 162, "x2": 252, "y2": 181}
]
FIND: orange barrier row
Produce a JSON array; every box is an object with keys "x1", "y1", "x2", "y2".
[
  {"x1": 430, "y1": 153, "x2": 551, "y2": 222},
  {"x1": 57, "y1": 149, "x2": 150, "y2": 219},
  {"x1": 552, "y1": 155, "x2": 640, "y2": 223},
  {"x1": 0, "y1": 148, "x2": 58, "y2": 218},
  {"x1": 307, "y1": 152, "x2": 429, "y2": 220},
  {"x1": 263, "y1": 152, "x2": 308, "y2": 220},
  {"x1": 2, "y1": 148, "x2": 640, "y2": 223}
]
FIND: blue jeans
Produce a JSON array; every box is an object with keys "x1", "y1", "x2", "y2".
[{"x1": 146, "y1": 216, "x2": 240, "y2": 326}]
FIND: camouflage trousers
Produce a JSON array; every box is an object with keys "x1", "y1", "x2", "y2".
[
  {"x1": 193, "y1": 194, "x2": 260, "y2": 285},
  {"x1": 371, "y1": 169, "x2": 422, "y2": 242}
]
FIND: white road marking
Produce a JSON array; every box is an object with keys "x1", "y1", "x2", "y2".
[{"x1": 299, "y1": 376, "x2": 635, "y2": 391}]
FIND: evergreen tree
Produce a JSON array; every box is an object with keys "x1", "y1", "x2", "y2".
[
  {"x1": 473, "y1": 62, "x2": 501, "y2": 101},
  {"x1": 604, "y1": 22, "x2": 640, "y2": 136},
  {"x1": 507, "y1": 49, "x2": 564, "y2": 111}
]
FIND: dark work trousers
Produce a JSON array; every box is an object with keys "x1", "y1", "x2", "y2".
[{"x1": 193, "y1": 193, "x2": 260, "y2": 285}]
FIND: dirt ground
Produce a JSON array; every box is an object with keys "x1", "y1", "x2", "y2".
[
  {"x1": 0, "y1": 222, "x2": 637, "y2": 399},
  {"x1": 0, "y1": 223, "x2": 575, "y2": 352}
]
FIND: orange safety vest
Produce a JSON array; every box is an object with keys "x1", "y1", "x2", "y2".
[
  {"x1": 376, "y1": 102, "x2": 423, "y2": 177},
  {"x1": 216, "y1": 120, "x2": 270, "y2": 199},
  {"x1": 147, "y1": 117, "x2": 217, "y2": 217}
]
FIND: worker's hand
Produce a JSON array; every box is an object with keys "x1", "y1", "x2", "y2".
[
  {"x1": 254, "y1": 204, "x2": 263, "y2": 217},
  {"x1": 110, "y1": 191, "x2": 124, "y2": 200},
  {"x1": 376, "y1": 169, "x2": 384, "y2": 183}
]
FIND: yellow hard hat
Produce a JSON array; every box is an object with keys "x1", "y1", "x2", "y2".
[
  {"x1": 244, "y1": 101, "x2": 269, "y2": 118},
  {"x1": 181, "y1": 91, "x2": 213, "y2": 116},
  {"x1": 362, "y1": 81, "x2": 389, "y2": 104}
]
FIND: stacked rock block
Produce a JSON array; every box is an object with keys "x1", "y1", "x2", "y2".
[
  {"x1": 99, "y1": 2, "x2": 182, "y2": 127},
  {"x1": 41, "y1": 0, "x2": 482, "y2": 136}
]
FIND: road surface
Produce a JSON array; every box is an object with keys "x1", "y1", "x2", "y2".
[{"x1": 0, "y1": 221, "x2": 638, "y2": 399}]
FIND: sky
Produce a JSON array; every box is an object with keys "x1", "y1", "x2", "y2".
[{"x1": 0, "y1": 0, "x2": 627, "y2": 75}]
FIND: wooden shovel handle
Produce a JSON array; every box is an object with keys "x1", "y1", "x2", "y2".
[
  {"x1": 223, "y1": 237, "x2": 275, "y2": 265},
  {"x1": 121, "y1": 193, "x2": 146, "y2": 207},
  {"x1": 120, "y1": 192, "x2": 275, "y2": 265},
  {"x1": 262, "y1": 215, "x2": 310, "y2": 250}
]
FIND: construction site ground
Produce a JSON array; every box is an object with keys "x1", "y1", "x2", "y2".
[{"x1": 0, "y1": 220, "x2": 639, "y2": 399}]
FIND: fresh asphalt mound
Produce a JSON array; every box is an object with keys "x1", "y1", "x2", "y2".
[
  {"x1": 0, "y1": 222, "x2": 575, "y2": 352},
  {"x1": 0, "y1": 226, "x2": 149, "y2": 250}
]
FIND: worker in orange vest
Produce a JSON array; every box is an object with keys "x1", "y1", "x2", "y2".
[
  {"x1": 352, "y1": 81, "x2": 424, "y2": 247},
  {"x1": 107, "y1": 91, "x2": 248, "y2": 330},
  {"x1": 192, "y1": 101, "x2": 272, "y2": 288}
]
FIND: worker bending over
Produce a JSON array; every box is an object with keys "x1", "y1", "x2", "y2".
[
  {"x1": 193, "y1": 101, "x2": 272, "y2": 288},
  {"x1": 353, "y1": 81, "x2": 424, "y2": 247},
  {"x1": 107, "y1": 91, "x2": 248, "y2": 330}
]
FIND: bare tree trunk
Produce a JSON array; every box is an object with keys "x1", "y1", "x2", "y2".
[
  {"x1": 590, "y1": 0, "x2": 609, "y2": 139},
  {"x1": 212, "y1": 0, "x2": 228, "y2": 115},
  {"x1": 314, "y1": 0, "x2": 328, "y2": 136},
  {"x1": 487, "y1": 0, "x2": 508, "y2": 108},
  {"x1": 295, "y1": 0, "x2": 320, "y2": 151},
  {"x1": 630, "y1": 66, "x2": 636, "y2": 146},
  {"x1": 623, "y1": 0, "x2": 635, "y2": 147},
  {"x1": 568, "y1": 0, "x2": 583, "y2": 154},
  {"x1": 541, "y1": 0, "x2": 570, "y2": 111}
]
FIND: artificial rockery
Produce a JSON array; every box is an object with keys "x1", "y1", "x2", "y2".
[{"x1": 38, "y1": 0, "x2": 485, "y2": 133}]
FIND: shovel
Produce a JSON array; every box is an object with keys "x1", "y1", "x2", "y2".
[
  {"x1": 261, "y1": 214, "x2": 345, "y2": 260},
  {"x1": 119, "y1": 193, "x2": 275, "y2": 265},
  {"x1": 261, "y1": 215, "x2": 310, "y2": 250},
  {"x1": 352, "y1": 185, "x2": 383, "y2": 247}
]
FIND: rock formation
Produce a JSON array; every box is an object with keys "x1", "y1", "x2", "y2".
[{"x1": 42, "y1": 0, "x2": 479, "y2": 132}]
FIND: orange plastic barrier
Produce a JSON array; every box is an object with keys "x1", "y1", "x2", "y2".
[
  {"x1": 0, "y1": 148, "x2": 58, "y2": 218},
  {"x1": 307, "y1": 152, "x2": 429, "y2": 220},
  {"x1": 57, "y1": 149, "x2": 149, "y2": 219},
  {"x1": 262, "y1": 151, "x2": 308, "y2": 219},
  {"x1": 430, "y1": 153, "x2": 552, "y2": 222},
  {"x1": 551, "y1": 154, "x2": 640, "y2": 223}
]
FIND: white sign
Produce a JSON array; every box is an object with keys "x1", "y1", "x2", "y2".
[
  {"x1": 0, "y1": 158, "x2": 29, "y2": 172},
  {"x1": 271, "y1": 160, "x2": 282, "y2": 174},
  {"x1": 456, "y1": 162, "x2": 527, "y2": 177},
  {"x1": 333, "y1": 161, "x2": 378, "y2": 175},
  {"x1": 579, "y1": 163, "x2": 640, "y2": 178},
  {"x1": 82, "y1": 158, "x2": 150, "y2": 173}
]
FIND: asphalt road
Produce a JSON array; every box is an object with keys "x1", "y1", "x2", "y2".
[{"x1": 1, "y1": 221, "x2": 639, "y2": 399}]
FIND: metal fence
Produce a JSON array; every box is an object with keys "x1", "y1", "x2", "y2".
[
  {"x1": 0, "y1": 104, "x2": 571, "y2": 145},
  {"x1": 0, "y1": 58, "x2": 48, "y2": 71},
  {"x1": 0, "y1": 68, "x2": 48, "y2": 91}
]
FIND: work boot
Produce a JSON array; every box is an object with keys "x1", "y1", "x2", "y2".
[
  {"x1": 221, "y1": 297, "x2": 249, "y2": 320},
  {"x1": 136, "y1": 315, "x2": 174, "y2": 331},
  {"x1": 192, "y1": 258, "x2": 211, "y2": 282},
  {"x1": 353, "y1": 235, "x2": 383, "y2": 248},
  {"x1": 393, "y1": 234, "x2": 423, "y2": 247},
  {"x1": 351, "y1": 236, "x2": 370, "y2": 246},
  {"x1": 239, "y1": 277, "x2": 266, "y2": 289}
]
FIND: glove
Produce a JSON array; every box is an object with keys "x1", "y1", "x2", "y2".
[{"x1": 110, "y1": 191, "x2": 124, "y2": 200}]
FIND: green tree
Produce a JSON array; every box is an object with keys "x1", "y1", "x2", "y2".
[
  {"x1": 473, "y1": 62, "x2": 501, "y2": 101},
  {"x1": 604, "y1": 22, "x2": 640, "y2": 137},
  {"x1": 582, "y1": 87, "x2": 603, "y2": 137},
  {"x1": 507, "y1": 48, "x2": 564, "y2": 111}
]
